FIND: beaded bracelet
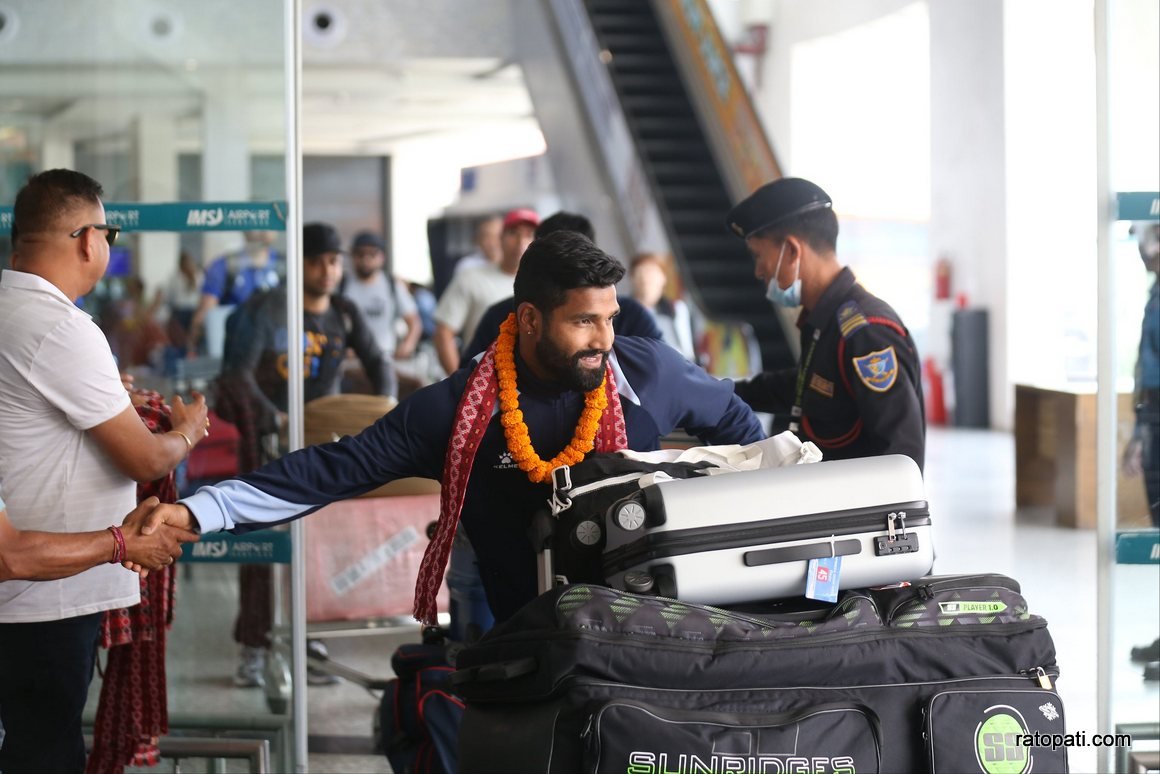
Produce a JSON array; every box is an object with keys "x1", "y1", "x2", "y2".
[{"x1": 107, "y1": 525, "x2": 126, "y2": 564}]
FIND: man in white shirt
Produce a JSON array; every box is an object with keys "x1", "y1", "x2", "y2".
[
  {"x1": 342, "y1": 231, "x2": 422, "y2": 362},
  {"x1": 433, "y1": 208, "x2": 538, "y2": 375},
  {"x1": 451, "y1": 213, "x2": 503, "y2": 276},
  {"x1": 0, "y1": 169, "x2": 208, "y2": 773}
]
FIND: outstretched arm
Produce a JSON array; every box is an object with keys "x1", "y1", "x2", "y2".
[
  {"x1": 0, "y1": 498, "x2": 197, "y2": 581},
  {"x1": 141, "y1": 373, "x2": 463, "y2": 536}
]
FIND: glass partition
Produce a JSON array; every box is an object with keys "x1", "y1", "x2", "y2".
[
  {"x1": 1102, "y1": 0, "x2": 1159, "y2": 769},
  {"x1": 0, "y1": 0, "x2": 299, "y2": 768}
]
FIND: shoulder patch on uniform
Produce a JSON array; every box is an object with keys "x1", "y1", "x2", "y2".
[
  {"x1": 852, "y1": 346, "x2": 898, "y2": 392},
  {"x1": 837, "y1": 300, "x2": 869, "y2": 339}
]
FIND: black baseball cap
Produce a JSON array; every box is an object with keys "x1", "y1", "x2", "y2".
[
  {"x1": 351, "y1": 231, "x2": 386, "y2": 252},
  {"x1": 726, "y1": 178, "x2": 833, "y2": 239},
  {"x1": 303, "y1": 222, "x2": 343, "y2": 257}
]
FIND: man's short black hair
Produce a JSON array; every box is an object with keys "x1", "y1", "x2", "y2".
[
  {"x1": 12, "y1": 169, "x2": 104, "y2": 243},
  {"x1": 513, "y1": 231, "x2": 625, "y2": 315},
  {"x1": 755, "y1": 207, "x2": 839, "y2": 254},
  {"x1": 535, "y1": 211, "x2": 596, "y2": 242}
]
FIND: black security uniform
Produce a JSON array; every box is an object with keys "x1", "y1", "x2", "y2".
[{"x1": 734, "y1": 267, "x2": 925, "y2": 470}]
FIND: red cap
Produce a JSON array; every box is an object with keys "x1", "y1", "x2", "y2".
[{"x1": 502, "y1": 208, "x2": 539, "y2": 230}]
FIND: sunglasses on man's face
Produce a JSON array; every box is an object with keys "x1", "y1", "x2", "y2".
[{"x1": 69, "y1": 224, "x2": 121, "y2": 247}]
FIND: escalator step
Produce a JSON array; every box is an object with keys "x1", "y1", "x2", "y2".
[
  {"x1": 658, "y1": 186, "x2": 732, "y2": 206},
  {"x1": 611, "y1": 74, "x2": 685, "y2": 95},
  {"x1": 638, "y1": 141, "x2": 713, "y2": 161},
  {"x1": 649, "y1": 162, "x2": 719, "y2": 184},
  {"x1": 597, "y1": 33, "x2": 668, "y2": 53},
  {"x1": 620, "y1": 95, "x2": 695, "y2": 117},
  {"x1": 633, "y1": 117, "x2": 702, "y2": 135},
  {"x1": 604, "y1": 53, "x2": 676, "y2": 72},
  {"x1": 670, "y1": 210, "x2": 732, "y2": 229}
]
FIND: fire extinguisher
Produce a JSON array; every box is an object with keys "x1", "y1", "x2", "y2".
[{"x1": 934, "y1": 255, "x2": 952, "y2": 300}]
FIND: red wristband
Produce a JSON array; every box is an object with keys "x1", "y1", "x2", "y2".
[{"x1": 107, "y1": 525, "x2": 126, "y2": 564}]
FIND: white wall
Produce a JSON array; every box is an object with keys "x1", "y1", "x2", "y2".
[
  {"x1": 736, "y1": 0, "x2": 1133, "y2": 430},
  {"x1": 930, "y1": 0, "x2": 1010, "y2": 425}
]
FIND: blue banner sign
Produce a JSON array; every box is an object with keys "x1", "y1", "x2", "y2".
[
  {"x1": 182, "y1": 531, "x2": 292, "y2": 564},
  {"x1": 0, "y1": 201, "x2": 287, "y2": 234},
  {"x1": 1116, "y1": 192, "x2": 1159, "y2": 221},
  {"x1": 1115, "y1": 529, "x2": 1160, "y2": 565}
]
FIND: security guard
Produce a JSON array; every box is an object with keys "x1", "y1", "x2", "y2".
[{"x1": 728, "y1": 178, "x2": 925, "y2": 471}]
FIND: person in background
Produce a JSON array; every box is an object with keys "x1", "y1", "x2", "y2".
[
  {"x1": 728, "y1": 177, "x2": 925, "y2": 471},
  {"x1": 342, "y1": 231, "x2": 422, "y2": 368},
  {"x1": 217, "y1": 222, "x2": 393, "y2": 688},
  {"x1": 188, "y1": 230, "x2": 282, "y2": 355},
  {"x1": 0, "y1": 168, "x2": 207, "y2": 773},
  {"x1": 0, "y1": 489, "x2": 192, "y2": 582},
  {"x1": 154, "y1": 250, "x2": 204, "y2": 358},
  {"x1": 629, "y1": 251, "x2": 699, "y2": 362},
  {"x1": 104, "y1": 274, "x2": 169, "y2": 370},
  {"x1": 1123, "y1": 220, "x2": 1159, "y2": 680},
  {"x1": 1123, "y1": 220, "x2": 1160, "y2": 526},
  {"x1": 460, "y1": 211, "x2": 663, "y2": 363},
  {"x1": 433, "y1": 208, "x2": 538, "y2": 375},
  {"x1": 452, "y1": 213, "x2": 503, "y2": 276}
]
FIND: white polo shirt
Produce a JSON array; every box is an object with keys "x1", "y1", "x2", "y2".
[
  {"x1": 0, "y1": 269, "x2": 139, "y2": 622},
  {"x1": 433, "y1": 263, "x2": 515, "y2": 345}
]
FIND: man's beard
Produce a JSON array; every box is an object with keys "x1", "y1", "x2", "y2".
[
  {"x1": 354, "y1": 265, "x2": 377, "y2": 280},
  {"x1": 534, "y1": 335, "x2": 608, "y2": 392}
]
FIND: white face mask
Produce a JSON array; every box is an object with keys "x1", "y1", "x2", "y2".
[{"x1": 765, "y1": 242, "x2": 801, "y2": 308}]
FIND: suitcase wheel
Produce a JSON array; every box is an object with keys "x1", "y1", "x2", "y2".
[
  {"x1": 612, "y1": 500, "x2": 646, "y2": 532},
  {"x1": 571, "y1": 519, "x2": 603, "y2": 548},
  {"x1": 622, "y1": 571, "x2": 656, "y2": 594}
]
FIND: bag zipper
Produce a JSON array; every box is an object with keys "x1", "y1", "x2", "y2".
[
  {"x1": 882, "y1": 575, "x2": 1024, "y2": 622},
  {"x1": 572, "y1": 665, "x2": 1060, "y2": 698},
  {"x1": 603, "y1": 502, "x2": 931, "y2": 570}
]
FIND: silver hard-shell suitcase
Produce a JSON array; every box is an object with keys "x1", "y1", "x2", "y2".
[{"x1": 599, "y1": 454, "x2": 934, "y2": 605}]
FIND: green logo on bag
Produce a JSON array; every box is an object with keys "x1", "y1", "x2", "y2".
[
  {"x1": 940, "y1": 601, "x2": 1007, "y2": 615},
  {"x1": 975, "y1": 706, "x2": 1030, "y2": 774}
]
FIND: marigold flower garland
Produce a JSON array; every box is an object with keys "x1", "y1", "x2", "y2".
[{"x1": 496, "y1": 314, "x2": 607, "y2": 484}]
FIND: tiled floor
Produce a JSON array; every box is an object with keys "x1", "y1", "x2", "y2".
[{"x1": 87, "y1": 426, "x2": 1158, "y2": 773}]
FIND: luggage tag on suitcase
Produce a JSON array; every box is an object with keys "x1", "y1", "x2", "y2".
[{"x1": 806, "y1": 537, "x2": 842, "y2": 603}]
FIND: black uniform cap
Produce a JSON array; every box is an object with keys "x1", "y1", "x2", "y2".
[{"x1": 726, "y1": 178, "x2": 833, "y2": 239}]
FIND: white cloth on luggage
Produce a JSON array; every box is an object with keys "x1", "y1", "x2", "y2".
[{"x1": 617, "y1": 431, "x2": 822, "y2": 472}]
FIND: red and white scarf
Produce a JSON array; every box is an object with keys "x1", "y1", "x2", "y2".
[{"x1": 412, "y1": 342, "x2": 627, "y2": 625}]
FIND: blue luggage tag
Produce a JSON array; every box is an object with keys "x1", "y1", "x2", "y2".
[{"x1": 806, "y1": 555, "x2": 842, "y2": 603}]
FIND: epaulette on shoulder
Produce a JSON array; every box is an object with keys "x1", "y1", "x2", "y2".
[{"x1": 836, "y1": 300, "x2": 869, "y2": 339}]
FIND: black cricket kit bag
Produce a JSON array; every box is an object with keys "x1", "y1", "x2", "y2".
[
  {"x1": 454, "y1": 574, "x2": 1067, "y2": 773},
  {"x1": 373, "y1": 632, "x2": 464, "y2": 774},
  {"x1": 544, "y1": 453, "x2": 935, "y2": 604}
]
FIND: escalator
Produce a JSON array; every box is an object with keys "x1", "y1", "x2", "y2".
[{"x1": 579, "y1": 0, "x2": 794, "y2": 373}]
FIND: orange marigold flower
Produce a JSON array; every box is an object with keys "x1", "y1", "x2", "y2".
[{"x1": 493, "y1": 312, "x2": 608, "y2": 485}]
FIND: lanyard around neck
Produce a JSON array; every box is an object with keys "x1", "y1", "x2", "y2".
[{"x1": 789, "y1": 328, "x2": 822, "y2": 432}]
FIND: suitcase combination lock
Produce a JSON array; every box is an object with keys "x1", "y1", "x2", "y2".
[{"x1": 875, "y1": 511, "x2": 919, "y2": 556}]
